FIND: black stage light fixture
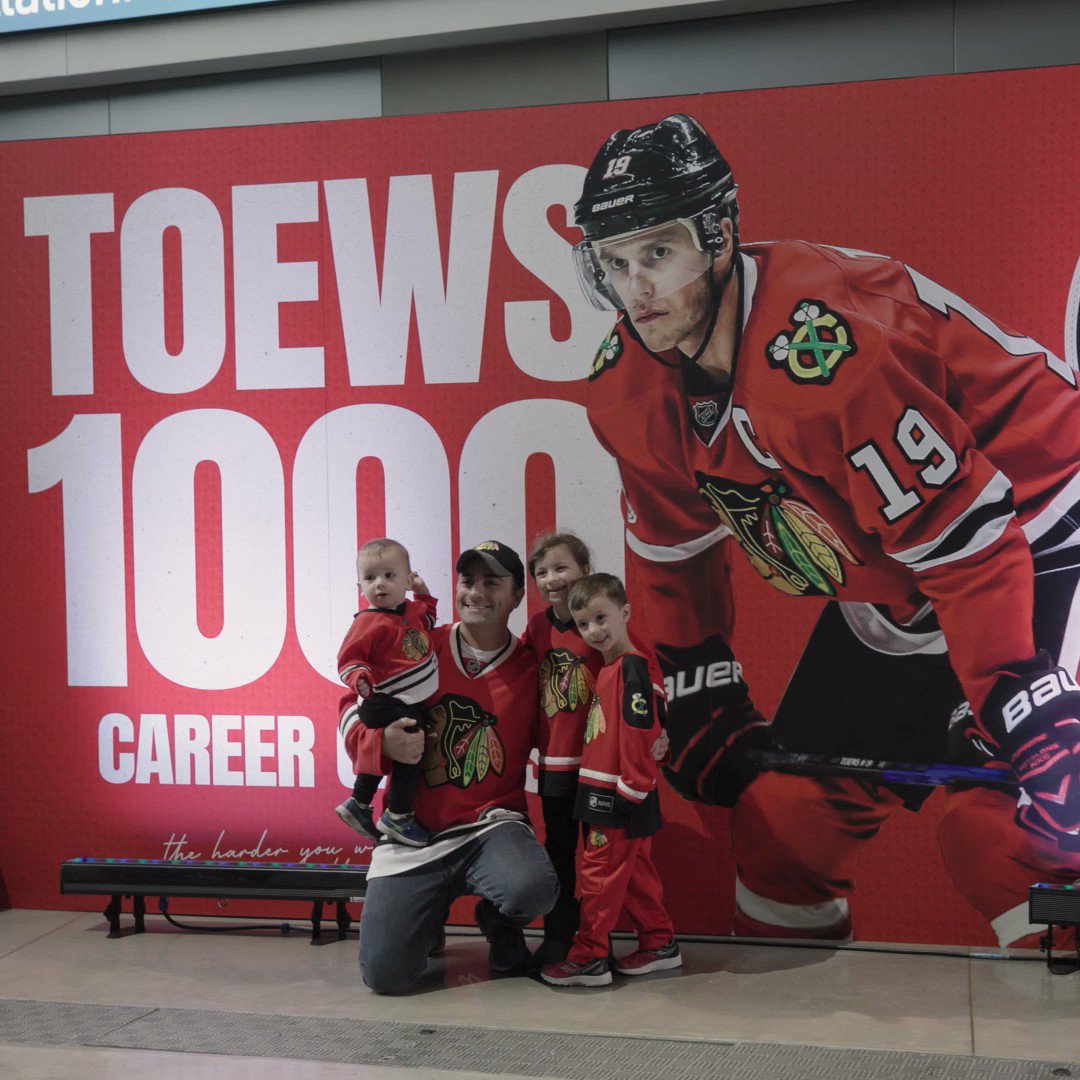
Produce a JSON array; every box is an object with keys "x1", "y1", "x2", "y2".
[
  {"x1": 61, "y1": 857, "x2": 368, "y2": 944},
  {"x1": 1028, "y1": 883, "x2": 1080, "y2": 973}
]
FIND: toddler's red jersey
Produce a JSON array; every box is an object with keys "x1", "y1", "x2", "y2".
[
  {"x1": 588, "y1": 241, "x2": 1080, "y2": 717},
  {"x1": 347, "y1": 624, "x2": 542, "y2": 835},
  {"x1": 337, "y1": 594, "x2": 438, "y2": 700},
  {"x1": 575, "y1": 650, "x2": 662, "y2": 838}
]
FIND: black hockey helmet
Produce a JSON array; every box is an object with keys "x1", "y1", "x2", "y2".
[{"x1": 572, "y1": 115, "x2": 739, "y2": 310}]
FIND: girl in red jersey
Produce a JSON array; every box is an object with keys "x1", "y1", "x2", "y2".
[{"x1": 522, "y1": 533, "x2": 603, "y2": 967}]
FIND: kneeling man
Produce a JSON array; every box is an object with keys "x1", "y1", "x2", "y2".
[{"x1": 344, "y1": 541, "x2": 558, "y2": 992}]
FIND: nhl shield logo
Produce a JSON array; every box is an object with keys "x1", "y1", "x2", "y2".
[
  {"x1": 767, "y1": 300, "x2": 856, "y2": 384},
  {"x1": 693, "y1": 400, "x2": 720, "y2": 427}
]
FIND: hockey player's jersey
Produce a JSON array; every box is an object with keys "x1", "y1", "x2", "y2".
[
  {"x1": 575, "y1": 650, "x2": 663, "y2": 837},
  {"x1": 347, "y1": 623, "x2": 542, "y2": 836},
  {"x1": 522, "y1": 607, "x2": 668, "y2": 797},
  {"x1": 588, "y1": 241, "x2": 1080, "y2": 719}
]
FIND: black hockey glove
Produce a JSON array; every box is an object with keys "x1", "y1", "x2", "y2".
[
  {"x1": 981, "y1": 652, "x2": 1080, "y2": 851},
  {"x1": 655, "y1": 634, "x2": 776, "y2": 807}
]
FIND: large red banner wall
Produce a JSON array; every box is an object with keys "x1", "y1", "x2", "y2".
[{"x1": 1, "y1": 66, "x2": 1078, "y2": 945}]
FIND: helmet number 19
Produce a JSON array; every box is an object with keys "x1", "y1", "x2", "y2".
[{"x1": 602, "y1": 156, "x2": 632, "y2": 180}]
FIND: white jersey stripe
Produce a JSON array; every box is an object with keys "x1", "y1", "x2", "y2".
[
  {"x1": 540, "y1": 756, "x2": 582, "y2": 766},
  {"x1": 1024, "y1": 469, "x2": 1080, "y2": 552},
  {"x1": 617, "y1": 778, "x2": 650, "y2": 800},
  {"x1": 990, "y1": 900, "x2": 1042, "y2": 947},
  {"x1": 889, "y1": 471, "x2": 1013, "y2": 571},
  {"x1": 338, "y1": 703, "x2": 360, "y2": 741},
  {"x1": 580, "y1": 767, "x2": 620, "y2": 784},
  {"x1": 735, "y1": 877, "x2": 850, "y2": 931},
  {"x1": 626, "y1": 521, "x2": 731, "y2": 564}
]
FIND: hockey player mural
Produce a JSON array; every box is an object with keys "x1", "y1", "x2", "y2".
[{"x1": 575, "y1": 114, "x2": 1080, "y2": 948}]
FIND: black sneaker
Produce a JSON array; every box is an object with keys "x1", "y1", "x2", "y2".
[
  {"x1": 474, "y1": 899, "x2": 529, "y2": 974},
  {"x1": 334, "y1": 797, "x2": 376, "y2": 840}
]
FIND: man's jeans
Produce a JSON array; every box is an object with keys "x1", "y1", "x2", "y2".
[{"x1": 359, "y1": 822, "x2": 559, "y2": 993}]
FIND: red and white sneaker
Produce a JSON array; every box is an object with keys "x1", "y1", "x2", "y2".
[
  {"x1": 540, "y1": 956, "x2": 612, "y2": 987},
  {"x1": 615, "y1": 940, "x2": 682, "y2": 976}
]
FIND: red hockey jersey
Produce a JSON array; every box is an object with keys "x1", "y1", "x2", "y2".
[
  {"x1": 588, "y1": 241, "x2": 1080, "y2": 719},
  {"x1": 522, "y1": 606, "x2": 667, "y2": 796},
  {"x1": 337, "y1": 593, "x2": 438, "y2": 697},
  {"x1": 575, "y1": 650, "x2": 662, "y2": 838},
  {"x1": 336, "y1": 595, "x2": 438, "y2": 742},
  {"x1": 346, "y1": 623, "x2": 542, "y2": 836}
]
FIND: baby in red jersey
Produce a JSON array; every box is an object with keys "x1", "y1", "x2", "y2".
[
  {"x1": 335, "y1": 538, "x2": 438, "y2": 846},
  {"x1": 540, "y1": 572, "x2": 681, "y2": 987}
]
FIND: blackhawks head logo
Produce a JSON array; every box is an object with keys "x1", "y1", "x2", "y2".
[
  {"x1": 423, "y1": 694, "x2": 505, "y2": 789},
  {"x1": 584, "y1": 696, "x2": 606, "y2": 744},
  {"x1": 538, "y1": 649, "x2": 595, "y2": 718},
  {"x1": 401, "y1": 628, "x2": 430, "y2": 661},
  {"x1": 695, "y1": 472, "x2": 861, "y2": 597},
  {"x1": 767, "y1": 300, "x2": 856, "y2": 383},
  {"x1": 589, "y1": 827, "x2": 609, "y2": 848}
]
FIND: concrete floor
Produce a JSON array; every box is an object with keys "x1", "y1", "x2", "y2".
[{"x1": 0, "y1": 908, "x2": 1077, "y2": 1078}]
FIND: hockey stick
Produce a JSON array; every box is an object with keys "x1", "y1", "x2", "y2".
[{"x1": 756, "y1": 751, "x2": 1019, "y2": 792}]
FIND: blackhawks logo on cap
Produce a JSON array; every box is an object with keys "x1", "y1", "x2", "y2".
[
  {"x1": 695, "y1": 471, "x2": 861, "y2": 597},
  {"x1": 767, "y1": 300, "x2": 856, "y2": 384},
  {"x1": 538, "y1": 648, "x2": 596, "y2": 718},
  {"x1": 474, "y1": 541, "x2": 501, "y2": 553},
  {"x1": 588, "y1": 328, "x2": 622, "y2": 381},
  {"x1": 401, "y1": 629, "x2": 430, "y2": 661}
]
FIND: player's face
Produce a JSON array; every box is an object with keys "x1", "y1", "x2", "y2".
[
  {"x1": 572, "y1": 595, "x2": 631, "y2": 661},
  {"x1": 594, "y1": 221, "x2": 713, "y2": 351},
  {"x1": 532, "y1": 545, "x2": 589, "y2": 611},
  {"x1": 456, "y1": 557, "x2": 524, "y2": 630},
  {"x1": 357, "y1": 549, "x2": 410, "y2": 610}
]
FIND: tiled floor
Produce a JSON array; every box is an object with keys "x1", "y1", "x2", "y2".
[{"x1": 0, "y1": 908, "x2": 1077, "y2": 1078}]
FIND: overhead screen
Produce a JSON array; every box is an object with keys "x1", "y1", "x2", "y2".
[{"x1": 0, "y1": 0, "x2": 291, "y2": 35}]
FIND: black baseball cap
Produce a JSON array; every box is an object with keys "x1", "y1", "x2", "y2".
[{"x1": 455, "y1": 541, "x2": 525, "y2": 589}]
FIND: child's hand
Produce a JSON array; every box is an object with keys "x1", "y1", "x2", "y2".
[
  {"x1": 356, "y1": 677, "x2": 371, "y2": 698},
  {"x1": 409, "y1": 571, "x2": 430, "y2": 596},
  {"x1": 651, "y1": 728, "x2": 670, "y2": 762}
]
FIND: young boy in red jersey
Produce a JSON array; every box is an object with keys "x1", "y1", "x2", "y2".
[
  {"x1": 335, "y1": 538, "x2": 438, "y2": 846},
  {"x1": 541, "y1": 573, "x2": 681, "y2": 987},
  {"x1": 522, "y1": 533, "x2": 604, "y2": 967}
]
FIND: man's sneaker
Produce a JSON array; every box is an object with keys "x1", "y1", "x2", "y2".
[
  {"x1": 474, "y1": 899, "x2": 529, "y2": 974},
  {"x1": 615, "y1": 940, "x2": 683, "y2": 976},
  {"x1": 376, "y1": 810, "x2": 431, "y2": 847},
  {"x1": 540, "y1": 956, "x2": 612, "y2": 987},
  {"x1": 334, "y1": 797, "x2": 376, "y2": 840}
]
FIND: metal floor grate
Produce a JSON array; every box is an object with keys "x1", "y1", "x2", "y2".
[{"x1": 1, "y1": 998, "x2": 1076, "y2": 1079}]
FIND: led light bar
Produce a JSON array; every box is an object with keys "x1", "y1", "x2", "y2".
[
  {"x1": 1029, "y1": 882, "x2": 1080, "y2": 927},
  {"x1": 60, "y1": 857, "x2": 368, "y2": 943}
]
